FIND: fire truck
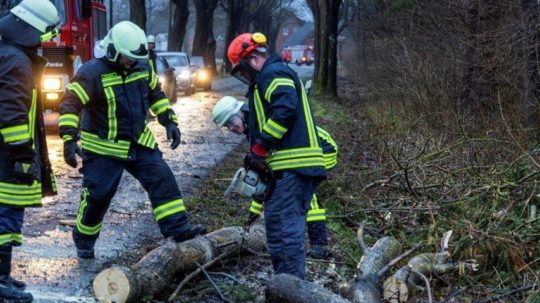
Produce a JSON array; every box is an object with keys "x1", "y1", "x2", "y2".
[
  {"x1": 40, "y1": 0, "x2": 107, "y2": 115},
  {"x1": 281, "y1": 45, "x2": 314, "y2": 66}
]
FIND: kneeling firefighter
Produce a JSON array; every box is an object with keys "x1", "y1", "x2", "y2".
[
  {"x1": 58, "y1": 21, "x2": 206, "y2": 259},
  {"x1": 0, "y1": 0, "x2": 59, "y2": 301}
]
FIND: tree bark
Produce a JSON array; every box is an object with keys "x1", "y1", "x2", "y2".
[
  {"x1": 222, "y1": 0, "x2": 247, "y2": 73},
  {"x1": 93, "y1": 224, "x2": 267, "y2": 303},
  {"x1": 129, "y1": 0, "x2": 146, "y2": 32},
  {"x1": 266, "y1": 274, "x2": 352, "y2": 303},
  {"x1": 193, "y1": 0, "x2": 219, "y2": 74},
  {"x1": 168, "y1": 0, "x2": 189, "y2": 52}
]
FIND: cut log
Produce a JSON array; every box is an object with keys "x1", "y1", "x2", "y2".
[
  {"x1": 266, "y1": 273, "x2": 352, "y2": 303},
  {"x1": 93, "y1": 224, "x2": 266, "y2": 303}
]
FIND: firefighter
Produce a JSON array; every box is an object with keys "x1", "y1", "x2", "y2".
[
  {"x1": 58, "y1": 21, "x2": 206, "y2": 259},
  {"x1": 212, "y1": 96, "x2": 338, "y2": 259},
  {"x1": 226, "y1": 32, "x2": 327, "y2": 279},
  {"x1": 147, "y1": 34, "x2": 157, "y2": 72},
  {"x1": 0, "y1": 0, "x2": 59, "y2": 301}
]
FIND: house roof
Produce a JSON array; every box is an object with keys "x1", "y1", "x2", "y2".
[{"x1": 283, "y1": 22, "x2": 314, "y2": 47}]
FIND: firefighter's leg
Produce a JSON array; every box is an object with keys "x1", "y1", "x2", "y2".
[
  {"x1": 264, "y1": 172, "x2": 315, "y2": 280},
  {"x1": 126, "y1": 147, "x2": 206, "y2": 242},
  {"x1": 0, "y1": 206, "x2": 32, "y2": 302},
  {"x1": 73, "y1": 153, "x2": 125, "y2": 258},
  {"x1": 306, "y1": 194, "x2": 330, "y2": 258}
]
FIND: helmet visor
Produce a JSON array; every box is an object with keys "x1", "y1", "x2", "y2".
[{"x1": 231, "y1": 60, "x2": 257, "y2": 86}]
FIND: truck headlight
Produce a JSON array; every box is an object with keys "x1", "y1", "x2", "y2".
[{"x1": 43, "y1": 77, "x2": 62, "y2": 90}]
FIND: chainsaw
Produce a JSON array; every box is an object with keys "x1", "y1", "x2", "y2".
[{"x1": 224, "y1": 159, "x2": 275, "y2": 202}]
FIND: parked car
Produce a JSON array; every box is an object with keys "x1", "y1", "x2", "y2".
[
  {"x1": 156, "y1": 51, "x2": 195, "y2": 95},
  {"x1": 190, "y1": 56, "x2": 212, "y2": 91},
  {"x1": 155, "y1": 56, "x2": 177, "y2": 103}
]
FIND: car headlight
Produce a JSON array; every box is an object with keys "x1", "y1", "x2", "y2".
[
  {"x1": 178, "y1": 70, "x2": 191, "y2": 80},
  {"x1": 197, "y1": 70, "x2": 209, "y2": 81},
  {"x1": 43, "y1": 77, "x2": 62, "y2": 90}
]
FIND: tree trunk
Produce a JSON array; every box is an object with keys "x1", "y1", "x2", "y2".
[
  {"x1": 266, "y1": 274, "x2": 352, "y2": 303},
  {"x1": 193, "y1": 0, "x2": 218, "y2": 74},
  {"x1": 168, "y1": 0, "x2": 189, "y2": 52},
  {"x1": 129, "y1": 0, "x2": 146, "y2": 32},
  {"x1": 93, "y1": 224, "x2": 267, "y2": 303},
  {"x1": 223, "y1": 0, "x2": 247, "y2": 73}
]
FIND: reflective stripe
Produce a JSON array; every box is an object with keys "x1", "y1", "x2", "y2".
[
  {"x1": 310, "y1": 194, "x2": 319, "y2": 210},
  {"x1": 62, "y1": 135, "x2": 74, "y2": 143},
  {"x1": 0, "y1": 181, "x2": 42, "y2": 206},
  {"x1": 262, "y1": 118, "x2": 288, "y2": 139},
  {"x1": 153, "y1": 199, "x2": 186, "y2": 221},
  {"x1": 268, "y1": 147, "x2": 324, "y2": 162},
  {"x1": 253, "y1": 87, "x2": 266, "y2": 132},
  {"x1": 150, "y1": 69, "x2": 159, "y2": 89},
  {"x1": 307, "y1": 209, "x2": 326, "y2": 222},
  {"x1": 249, "y1": 201, "x2": 263, "y2": 215},
  {"x1": 102, "y1": 87, "x2": 117, "y2": 140},
  {"x1": 29, "y1": 89, "x2": 37, "y2": 144},
  {"x1": 0, "y1": 233, "x2": 23, "y2": 246},
  {"x1": 0, "y1": 124, "x2": 30, "y2": 143},
  {"x1": 80, "y1": 131, "x2": 130, "y2": 159},
  {"x1": 300, "y1": 82, "x2": 318, "y2": 148},
  {"x1": 76, "y1": 188, "x2": 102, "y2": 236},
  {"x1": 125, "y1": 71, "x2": 148, "y2": 84},
  {"x1": 66, "y1": 82, "x2": 90, "y2": 104},
  {"x1": 101, "y1": 74, "x2": 123, "y2": 87},
  {"x1": 150, "y1": 98, "x2": 171, "y2": 115},
  {"x1": 268, "y1": 157, "x2": 325, "y2": 171},
  {"x1": 171, "y1": 112, "x2": 178, "y2": 124},
  {"x1": 58, "y1": 114, "x2": 80, "y2": 128},
  {"x1": 264, "y1": 78, "x2": 295, "y2": 101},
  {"x1": 136, "y1": 125, "x2": 157, "y2": 149}
]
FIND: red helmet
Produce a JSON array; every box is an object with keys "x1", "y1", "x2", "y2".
[{"x1": 227, "y1": 32, "x2": 268, "y2": 66}]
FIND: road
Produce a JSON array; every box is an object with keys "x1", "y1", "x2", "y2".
[{"x1": 14, "y1": 65, "x2": 313, "y2": 302}]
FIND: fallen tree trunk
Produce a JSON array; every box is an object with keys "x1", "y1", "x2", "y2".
[
  {"x1": 93, "y1": 224, "x2": 266, "y2": 303},
  {"x1": 266, "y1": 274, "x2": 352, "y2": 303}
]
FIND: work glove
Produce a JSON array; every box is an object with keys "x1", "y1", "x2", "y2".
[
  {"x1": 64, "y1": 140, "x2": 82, "y2": 168},
  {"x1": 6, "y1": 140, "x2": 37, "y2": 185},
  {"x1": 244, "y1": 212, "x2": 261, "y2": 227},
  {"x1": 166, "y1": 124, "x2": 181, "y2": 150}
]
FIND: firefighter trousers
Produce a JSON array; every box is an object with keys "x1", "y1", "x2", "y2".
[
  {"x1": 264, "y1": 171, "x2": 316, "y2": 280},
  {"x1": 73, "y1": 146, "x2": 192, "y2": 249},
  {"x1": 306, "y1": 194, "x2": 328, "y2": 246}
]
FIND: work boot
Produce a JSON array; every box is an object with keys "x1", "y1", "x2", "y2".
[
  {"x1": 306, "y1": 245, "x2": 330, "y2": 259},
  {"x1": 5, "y1": 276, "x2": 25, "y2": 290},
  {"x1": 173, "y1": 225, "x2": 208, "y2": 243},
  {"x1": 72, "y1": 230, "x2": 95, "y2": 259},
  {"x1": 0, "y1": 275, "x2": 33, "y2": 303}
]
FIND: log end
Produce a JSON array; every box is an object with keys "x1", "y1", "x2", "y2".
[{"x1": 93, "y1": 266, "x2": 134, "y2": 303}]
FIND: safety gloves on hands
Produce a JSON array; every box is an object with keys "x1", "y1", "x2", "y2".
[
  {"x1": 6, "y1": 140, "x2": 37, "y2": 185},
  {"x1": 244, "y1": 143, "x2": 269, "y2": 174},
  {"x1": 166, "y1": 124, "x2": 182, "y2": 150},
  {"x1": 63, "y1": 140, "x2": 82, "y2": 168}
]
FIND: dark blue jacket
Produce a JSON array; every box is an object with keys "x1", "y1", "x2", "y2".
[
  {"x1": 246, "y1": 54, "x2": 326, "y2": 178},
  {"x1": 59, "y1": 58, "x2": 177, "y2": 160}
]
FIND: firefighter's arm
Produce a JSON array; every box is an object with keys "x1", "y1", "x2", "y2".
[
  {"x1": 58, "y1": 71, "x2": 93, "y2": 143},
  {"x1": 147, "y1": 68, "x2": 178, "y2": 127},
  {"x1": 0, "y1": 57, "x2": 32, "y2": 145},
  {"x1": 257, "y1": 74, "x2": 298, "y2": 150}
]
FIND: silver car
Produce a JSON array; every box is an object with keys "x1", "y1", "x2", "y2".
[{"x1": 156, "y1": 52, "x2": 195, "y2": 95}]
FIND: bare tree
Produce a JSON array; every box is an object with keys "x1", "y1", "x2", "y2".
[
  {"x1": 193, "y1": 0, "x2": 219, "y2": 74},
  {"x1": 221, "y1": 0, "x2": 248, "y2": 72},
  {"x1": 130, "y1": 0, "x2": 147, "y2": 31},
  {"x1": 168, "y1": 0, "x2": 189, "y2": 51}
]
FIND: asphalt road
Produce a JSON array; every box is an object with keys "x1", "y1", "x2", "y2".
[{"x1": 14, "y1": 65, "x2": 313, "y2": 302}]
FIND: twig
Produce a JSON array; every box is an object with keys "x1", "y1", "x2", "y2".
[
  {"x1": 473, "y1": 284, "x2": 535, "y2": 303},
  {"x1": 411, "y1": 269, "x2": 433, "y2": 303},
  {"x1": 377, "y1": 242, "x2": 423, "y2": 278},
  {"x1": 168, "y1": 252, "x2": 228, "y2": 302},
  {"x1": 195, "y1": 261, "x2": 232, "y2": 303},
  {"x1": 306, "y1": 258, "x2": 347, "y2": 265},
  {"x1": 362, "y1": 172, "x2": 401, "y2": 191},
  {"x1": 208, "y1": 271, "x2": 243, "y2": 284},
  {"x1": 357, "y1": 223, "x2": 369, "y2": 254}
]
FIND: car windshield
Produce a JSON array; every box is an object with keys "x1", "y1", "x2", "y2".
[
  {"x1": 190, "y1": 57, "x2": 204, "y2": 67},
  {"x1": 164, "y1": 55, "x2": 188, "y2": 67}
]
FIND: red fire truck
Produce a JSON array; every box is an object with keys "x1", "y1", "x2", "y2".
[
  {"x1": 281, "y1": 45, "x2": 314, "y2": 66},
  {"x1": 40, "y1": 0, "x2": 107, "y2": 115}
]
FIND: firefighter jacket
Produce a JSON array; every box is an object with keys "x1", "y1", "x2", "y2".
[
  {"x1": 0, "y1": 39, "x2": 57, "y2": 207},
  {"x1": 58, "y1": 58, "x2": 177, "y2": 160},
  {"x1": 246, "y1": 54, "x2": 326, "y2": 178}
]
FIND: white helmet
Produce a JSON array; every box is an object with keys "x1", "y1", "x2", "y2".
[
  {"x1": 8, "y1": 0, "x2": 60, "y2": 43},
  {"x1": 212, "y1": 96, "x2": 244, "y2": 127},
  {"x1": 105, "y1": 21, "x2": 148, "y2": 62},
  {"x1": 147, "y1": 35, "x2": 155, "y2": 44}
]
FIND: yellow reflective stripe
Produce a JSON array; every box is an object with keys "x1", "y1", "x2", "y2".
[
  {"x1": 171, "y1": 112, "x2": 178, "y2": 124},
  {"x1": 268, "y1": 147, "x2": 323, "y2": 162},
  {"x1": 150, "y1": 69, "x2": 159, "y2": 89},
  {"x1": 249, "y1": 201, "x2": 263, "y2": 215},
  {"x1": 103, "y1": 87, "x2": 117, "y2": 140},
  {"x1": 268, "y1": 157, "x2": 325, "y2": 171},
  {"x1": 0, "y1": 124, "x2": 30, "y2": 143},
  {"x1": 150, "y1": 98, "x2": 171, "y2": 115},
  {"x1": 58, "y1": 114, "x2": 80, "y2": 128},
  {"x1": 136, "y1": 125, "x2": 156, "y2": 149},
  {"x1": 125, "y1": 71, "x2": 148, "y2": 84},
  {"x1": 29, "y1": 89, "x2": 37, "y2": 144},
  {"x1": 80, "y1": 131, "x2": 130, "y2": 159},
  {"x1": 62, "y1": 135, "x2": 74, "y2": 143},
  {"x1": 253, "y1": 86, "x2": 266, "y2": 132},
  {"x1": 0, "y1": 233, "x2": 23, "y2": 245},
  {"x1": 153, "y1": 199, "x2": 186, "y2": 221},
  {"x1": 264, "y1": 78, "x2": 295, "y2": 101},
  {"x1": 67, "y1": 82, "x2": 90, "y2": 104},
  {"x1": 0, "y1": 181, "x2": 42, "y2": 206},
  {"x1": 307, "y1": 209, "x2": 326, "y2": 222},
  {"x1": 317, "y1": 126, "x2": 338, "y2": 155},
  {"x1": 149, "y1": 59, "x2": 156, "y2": 72},
  {"x1": 262, "y1": 118, "x2": 288, "y2": 139},
  {"x1": 300, "y1": 82, "x2": 318, "y2": 148},
  {"x1": 101, "y1": 75, "x2": 123, "y2": 87},
  {"x1": 310, "y1": 194, "x2": 319, "y2": 210},
  {"x1": 76, "y1": 188, "x2": 102, "y2": 236}
]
